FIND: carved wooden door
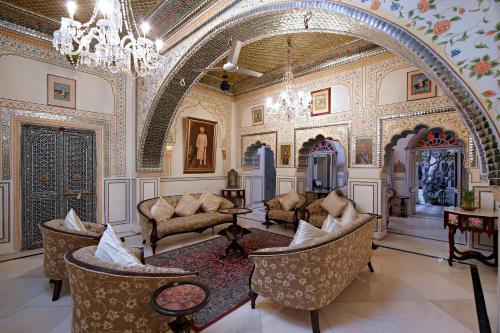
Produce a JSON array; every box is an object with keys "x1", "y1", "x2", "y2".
[{"x1": 21, "y1": 124, "x2": 96, "y2": 249}]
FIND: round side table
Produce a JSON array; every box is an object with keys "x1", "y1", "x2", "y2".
[
  {"x1": 150, "y1": 281, "x2": 210, "y2": 333},
  {"x1": 218, "y1": 207, "x2": 252, "y2": 225}
]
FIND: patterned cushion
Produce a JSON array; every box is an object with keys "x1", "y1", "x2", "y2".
[
  {"x1": 320, "y1": 191, "x2": 349, "y2": 217},
  {"x1": 175, "y1": 193, "x2": 201, "y2": 217},
  {"x1": 157, "y1": 213, "x2": 232, "y2": 238},
  {"x1": 151, "y1": 197, "x2": 175, "y2": 223},
  {"x1": 278, "y1": 191, "x2": 301, "y2": 211},
  {"x1": 200, "y1": 191, "x2": 223, "y2": 212},
  {"x1": 290, "y1": 220, "x2": 328, "y2": 246},
  {"x1": 268, "y1": 209, "x2": 295, "y2": 223},
  {"x1": 340, "y1": 203, "x2": 359, "y2": 225}
]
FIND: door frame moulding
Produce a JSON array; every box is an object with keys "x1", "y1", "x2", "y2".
[
  {"x1": 138, "y1": 1, "x2": 498, "y2": 186},
  {"x1": 10, "y1": 116, "x2": 104, "y2": 251}
]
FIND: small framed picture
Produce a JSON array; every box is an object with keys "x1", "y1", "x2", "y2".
[
  {"x1": 47, "y1": 74, "x2": 76, "y2": 109},
  {"x1": 311, "y1": 88, "x2": 331, "y2": 116},
  {"x1": 355, "y1": 139, "x2": 373, "y2": 165},
  {"x1": 407, "y1": 70, "x2": 436, "y2": 101},
  {"x1": 280, "y1": 144, "x2": 291, "y2": 166},
  {"x1": 252, "y1": 105, "x2": 264, "y2": 126}
]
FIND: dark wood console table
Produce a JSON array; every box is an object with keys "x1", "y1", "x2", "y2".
[{"x1": 444, "y1": 207, "x2": 497, "y2": 267}]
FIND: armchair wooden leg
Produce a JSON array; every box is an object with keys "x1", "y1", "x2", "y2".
[
  {"x1": 310, "y1": 309, "x2": 320, "y2": 333},
  {"x1": 249, "y1": 291, "x2": 258, "y2": 309},
  {"x1": 368, "y1": 261, "x2": 375, "y2": 272},
  {"x1": 52, "y1": 280, "x2": 62, "y2": 302},
  {"x1": 151, "y1": 242, "x2": 157, "y2": 255}
]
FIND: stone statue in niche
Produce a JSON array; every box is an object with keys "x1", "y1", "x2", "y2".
[{"x1": 227, "y1": 169, "x2": 239, "y2": 189}]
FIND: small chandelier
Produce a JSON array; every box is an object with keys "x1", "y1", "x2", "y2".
[
  {"x1": 52, "y1": 0, "x2": 166, "y2": 77},
  {"x1": 266, "y1": 39, "x2": 311, "y2": 121}
]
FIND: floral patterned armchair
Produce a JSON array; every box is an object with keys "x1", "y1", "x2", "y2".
[
  {"x1": 39, "y1": 219, "x2": 105, "y2": 301},
  {"x1": 64, "y1": 245, "x2": 197, "y2": 333},
  {"x1": 303, "y1": 197, "x2": 358, "y2": 228},
  {"x1": 248, "y1": 215, "x2": 376, "y2": 333},
  {"x1": 264, "y1": 193, "x2": 307, "y2": 230}
]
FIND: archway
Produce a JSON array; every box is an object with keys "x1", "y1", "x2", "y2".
[
  {"x1": 138, "y1": 1, "x2": 498, "y2": 187},
  {"x1": 242, "y1": 141, "x2": 276, "y2": 204},
  {"x1": 298, "y1": 134, "x2": 347, "y2": 193}
]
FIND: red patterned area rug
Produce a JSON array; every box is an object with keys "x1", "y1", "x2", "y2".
[{"x1": 146, "y1": 228, "x2": 292, "y2": 331}]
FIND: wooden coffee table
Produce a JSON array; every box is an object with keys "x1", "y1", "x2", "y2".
[
  {"x1": 218, "y1": 224, "x2": 252, "y2": 259},
  {"x1": 150, "y1": 281, "x2": 210, "y2": 333}
]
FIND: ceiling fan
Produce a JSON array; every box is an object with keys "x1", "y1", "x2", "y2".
[{"x1": 194, "y1": 39, "x2": 263, "y2": 78}]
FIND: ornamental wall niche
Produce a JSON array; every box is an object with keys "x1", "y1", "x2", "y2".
[
  {"x1": 240, "y1": 132, "x2": 277, "y2": 168},
  {"x1": 0, "y1": 32, "x2": 127, "y2": 179}
]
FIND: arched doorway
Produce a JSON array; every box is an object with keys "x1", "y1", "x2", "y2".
[
  {"x1": 243, "y1": 141, "x2": 276, "y2": 204},
  {"x1": 298, "y1": 135, "x2": 347, "y2": 192},
  {"x1": 138, "y1": 1, "x2": 497, "y2": 187}
]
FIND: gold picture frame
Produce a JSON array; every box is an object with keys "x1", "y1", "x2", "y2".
[
  {"x1": 407, "y1": 70, "x2": 436, "y2": 101},
  {"x1": 311, "y1": 88, "x2": 331, "y2": 117},
  {"x1": 252, "y1": 105, "x2": 264, "y2": 125},
  {"x1": 184, "y1": 117, "x2": 217, "y2": 173},
  {"x1": 280, "y1": 144, "x2": 291, "y2": 166},
  {"x1": 47, "y1": 74, "x2": 76, "y2": 109}
]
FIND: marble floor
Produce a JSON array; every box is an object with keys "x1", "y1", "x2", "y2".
[{"x1": 0, "y1": 212, "x2": 497, "y2": 333}]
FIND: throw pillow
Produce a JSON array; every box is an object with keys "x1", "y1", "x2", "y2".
[
  {"x1": 278, "y1": 191, "x2": 301, "y2": 211},
  {"x1": 199, "y1": 190, "x2": 223, "y2": 213},
  {"x1": 63, "y1": 208, "x2": 86, "y2": 231},
  {"x1": 94, "y1": 225, "x2": 142, "y2": 267},
  {"x1": 322, "y1": 215, "x2": 343, "y2": 233},
  {"x1": 151, "y1": 197, "x2": 174, "y2": 222},
  {"x1": 320, "y1": 191, "x2": 349, "y2": 218},
  {"x1": 340, "y1": 203, "x2": 359, "y2": 226},
  {"x1": 289, "y1": 220, "x2": 328, "y2": 246},
  {"x1": 174, "y1": 193, "x2": 202, "y2": 217}
]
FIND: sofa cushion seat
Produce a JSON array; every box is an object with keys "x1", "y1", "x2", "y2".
[
  {"x1": 157, "y1": 212, "x2": 232, "y2": 237},
  {"x1": 268, "y1": 209, "x2": 295, "y2": 223},
  {"x1": 308, "y1": 215, "x2": 328, "y2": 228}
]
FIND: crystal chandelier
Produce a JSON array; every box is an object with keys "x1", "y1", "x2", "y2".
[
  {"x1": 266, "y1": 40, "x2": 311, "y2": 121},
  {"x1": 52, "y1": 0, "x2": 166, "y2": 77}
]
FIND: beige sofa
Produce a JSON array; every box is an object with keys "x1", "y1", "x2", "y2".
[
  {"x1": 249, "y1": 214, "x2": 376, "y2": 333},
  {"x1": 65, "y1": 245, "x2": 197, "y2": 332},
  {"x1": 137, "y1": 194, "x2": 234, "y2": 254}
]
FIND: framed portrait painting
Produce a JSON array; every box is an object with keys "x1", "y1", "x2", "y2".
[
  {"x1": 184, "y1": 117, "x2": 217, "y2": 173},
  {"x1": 252, "y1": 105, "x2": 264, "y2": 125},
  {"x1": 47, "y1": 74, "x2": 76, "y2": 108},
  {"x1": 355, "y1": 139, "x2": 373, "y2": 165},
  {"x1": 407, "y1": 70, "x2": 436, "y2": 101},
  {"x1": 280, "y1": 144, "x2": 291, "y2": 166},
  {"x1": 311, "y1": 88, "x2": 330, "y2": 116}
]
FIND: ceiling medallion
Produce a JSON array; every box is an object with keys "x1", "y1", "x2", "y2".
[
  {"x1": 52, "y1": 0, "x2": 166, "y2": 77},
  {"x1": 266, "y1": 39, "x2": 311, "y2": 122}
]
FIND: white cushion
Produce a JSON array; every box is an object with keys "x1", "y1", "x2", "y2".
[
  {"x1": 290, "y1": 220, "x2": 328, "y2": 246},
  {"x1": 320, "y1": 191, "x2": 349, "y2": 217},
  {"x1": 63, "y1": 209, "x2": 86, "y2": 231},
  {"x1": 340, "y1": 203, "x2": 359, "y2": 226},
  {"x1": 199, "y1": 191, "x2": 223, "y2": 213},
  {"x1": 94, "y1": 225, "x2": 142, "y2": 267},
  {"x1": 322, "y1": 215, "x2": 342, "y2": 233},
  {"x1": 151, "y1": 197, "x2": 174, "y2": 222},
  {"x1": 174, "y1": 193, "x2": 201, "y2": 217},
  {"x1": 278, "y1": 191, "x2": 301, "y2": 211}
]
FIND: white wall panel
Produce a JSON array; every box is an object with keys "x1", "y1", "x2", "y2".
[
  {"x1": 104, "y1": 179, "x2": 130, "y2": 225},
  {"x1": 159, "y1": 176, "x2": 226, "y2": 196},
  {"x1": 277, "y1": 178, "x2": 294, "y2": 195}
]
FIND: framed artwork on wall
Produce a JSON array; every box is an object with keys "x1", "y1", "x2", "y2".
[
  {"x1": 254, "y1": 154, "x2": 260, "y2": 169},
  {"x1": 280, "y1": 144, "x2": 291, "y2": 165},
  {"x1": 252, "y1": 105, "x2": 264, "y2": 125},
  {"x1": 47, "y1": 74, "x2": 76, "y2": 109},
  {"x1": 407, "y1": 70, "x2": 436, "y2": 101},
  {"x1": 355, "y1": 139, "x2": 373, "y2": 165},
  {"x1": 184, "y1": 117, "x2": 217, "y2": 173},
  {"x1": 311, "y1": 88, "x2": 330, "y2": 116}
]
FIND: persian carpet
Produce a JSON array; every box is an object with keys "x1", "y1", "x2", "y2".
[{"x1": 146, "y1": 228, "x2": 292, "y2": 331}]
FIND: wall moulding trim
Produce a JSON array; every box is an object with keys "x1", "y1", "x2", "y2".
[
  {"x1": 0, "y1": 181, "x2": 10, "y2": 244},
  {"x1": 349, "y1": 181, "x2": 378, "y2": 214},
  {"x1": 104, "y1": 178, "x2": 130, "y2": 226},
  {"x1": 159, "y1": 176, "x2": 227, "y2": 182}
]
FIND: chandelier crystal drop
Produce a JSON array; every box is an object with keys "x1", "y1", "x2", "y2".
[
  {"x1": 266, "y1": 40, "x2": 311, "y2": 122},
  {"x1": 52, "y1": 0, "x2": 166, "y2": 77}
]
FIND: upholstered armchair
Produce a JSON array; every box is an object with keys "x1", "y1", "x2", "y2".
[
  {"x1": 264, "y1": 193, "x2": 307, "y2": 230},
  {"x1": 39, "y1": 219, "x2": 105, "y2": 301},
  {"x1": 249, "y1": 216, "x2": 376, "y2": 333},
  {"x1": 64, "y1": 245, "x2": 197, "y2": 333},
  {"x1": 304, "y1": 197, "x2": 358, "y2": 228}
]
